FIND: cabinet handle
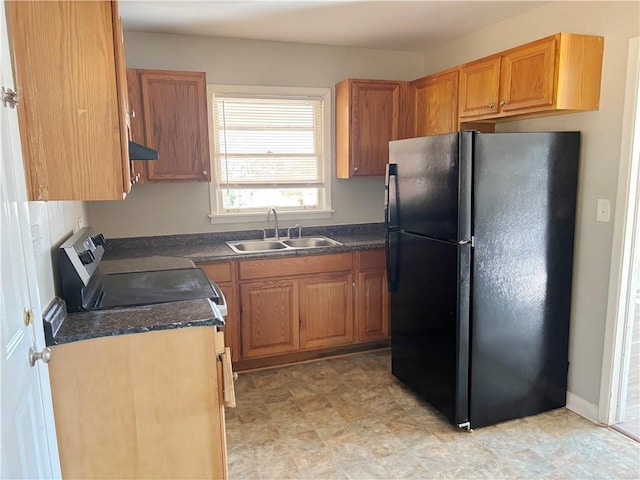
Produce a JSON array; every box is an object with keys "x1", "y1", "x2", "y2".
[
  {"x1": 488, "y1": 103, "x2": 495, "y2": 108},
  {"x1": 129, "y1": 110, "x2": 136, "y2": 119},
  {"x1": 500, "y1": 100, "x2": 506, "y2": 107}
]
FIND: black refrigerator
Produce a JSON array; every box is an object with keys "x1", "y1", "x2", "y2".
[{"x1": 385, "y1": 131, "x2": 580, "y2": 429}]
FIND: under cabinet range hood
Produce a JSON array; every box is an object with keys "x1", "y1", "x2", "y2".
[{"x1": 128, "y1": 140, "x2": 159, "y2": 160}]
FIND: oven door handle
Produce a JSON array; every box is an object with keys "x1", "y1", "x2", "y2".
[{"x1": 207, "y1": 279, "x2": 228, "y2": 317}]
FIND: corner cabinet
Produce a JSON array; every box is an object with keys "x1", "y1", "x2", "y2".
[
  {"x1": 410, "y1": 68, "x2": 459, "y2": 136},
  {"x1": 49, "y1": 327, "x2": 233, "y2": 479},
  {"x1": 336, "y1": 79, "x2": 410, "y2": 178},
  {"x1": 127, "y1": 69, "x2": 211, "y2": 183},
  {"x1": 459, "y1": 33, "x2": 604, "y2": 122},
  {"x1": 7, "y1": 1, "x2": 132, "y2": 201}
]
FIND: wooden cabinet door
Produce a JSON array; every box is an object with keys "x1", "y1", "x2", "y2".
[
  {"x1": 499, "y1": 37, "x2": 557, "y2": 113},
  {"x1": 8, "y1": 0, "x2": 129, "y2": 200},
  {"x1": 351, "y1": 80, "x2": 401, "y2": 176},
  {"x1": 459, "y1": 57, "x2": 501, "y2": 118},
  {"x1": 299, "y1": 273, "x2": 353, "y2": 349},
  {"x1": 135, "y1": 70, "x2": 211, "y2": 182},
  {"x1": 240, "y1": 280, "x2": 299, "y2": 358},
  {"x1": 411, "y1": 69, "x2": 459, "y2": 136},
  {"x1": 337, "y1": 79, "x2": 405, "y2": 178},
  {"x1": 357, "y1": 270, "x2": 389, "y2": 342}
]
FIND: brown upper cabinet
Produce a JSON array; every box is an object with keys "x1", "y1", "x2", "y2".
[
  {"x1": 8, "y1": 1, "x2": 132, "y2": 201},
  {"x1": 410, "y1": 68, "x2": 459, "y2": 137},
  {"x1": 127, "y1": 69, "x2": 211, "y2": 183},
  {"x1": 336, "y1": 79, "x2": 410, "y2": 178},
  {"x1": 459, "y1": 33, "x2": 604, "y2": 122}
]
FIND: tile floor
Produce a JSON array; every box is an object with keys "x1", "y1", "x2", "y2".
[{"x1": 225, "y1": 350, "x2": 640, "y2": 479}]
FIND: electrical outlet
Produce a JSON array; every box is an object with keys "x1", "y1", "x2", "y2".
[{"x1": 597, "y1": 199, "x2": 611, "y2": 222}]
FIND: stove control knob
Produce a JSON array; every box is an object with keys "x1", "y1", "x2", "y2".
[
  {"x1": 78, "y1": 249, "x2": 96, "y2": 265},
  {"x1": 91, "y1": 234, "x2": 106, "y2": 246}
]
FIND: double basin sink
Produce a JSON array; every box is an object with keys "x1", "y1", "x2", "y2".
[{"x1": 226, "y1": 236, "x2": 342, "y2": 254}]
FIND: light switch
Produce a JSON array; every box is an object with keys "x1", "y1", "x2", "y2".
[{"x1": 597, "y1": 198, "x2": 611, "y2": 222}]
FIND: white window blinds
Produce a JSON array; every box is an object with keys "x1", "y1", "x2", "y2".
[{"x1": 213, "y1": 96, "x2": 324, "y2": 187}]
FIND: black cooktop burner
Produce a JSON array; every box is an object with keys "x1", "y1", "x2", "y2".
[{"x1": 86, "y1": 268, "x2": 219, "y2": 310}]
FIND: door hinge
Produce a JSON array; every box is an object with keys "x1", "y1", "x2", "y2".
[{"x1": 1, "y1": 87, "x2": 18, "y2": 108}]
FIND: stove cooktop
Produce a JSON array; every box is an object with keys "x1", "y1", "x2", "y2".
[{"x1": 87, "y1": 268, "x2": 220, "y2": 310}]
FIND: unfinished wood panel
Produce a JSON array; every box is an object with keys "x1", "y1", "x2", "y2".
[
  {"x1": 554, "y1": 33, "x2": 604, "y2": 111},
  {"x1": 48, "y1": 327, "x2": 227, "y2": 479},
  {"x1": 239, "y1": 253, "x2": 352, "y2": 280},
  {"x1": 137, "y1": 69, "x2": 210, "y2": 182},
  {"x1": 240, "y1": 280, "x2": 300, "y2": 358},
  {"x1": 299, "y1": 273, "x2": 354, "y2": 349},
  {"x1": 411, "y1": 68, "x2": 459, "y2": 136},
  {"x1": 8, "y1": 0, "x2": 128, "y2": 200}
]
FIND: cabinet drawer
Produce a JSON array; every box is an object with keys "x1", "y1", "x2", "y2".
[
  {"x1": 199, "y1": 262, "x2": 233, "y2": 283},
  {"x1": 356, "y1": 249, "x2": 386, "y2": 271},
  {"x1": 239, "y1": 253, "x2": 353, "y2": 280}
]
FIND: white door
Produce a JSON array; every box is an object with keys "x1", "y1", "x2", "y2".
[{"x1": 0, "y1": 1, "x2": 60, "y2": 477}]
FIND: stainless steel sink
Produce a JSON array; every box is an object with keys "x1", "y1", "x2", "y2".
[
  {"x1": 226, "y1": 236, "x2": 342, "y2": 254},
  {"x1": 281, "y1": 237, "x2": 341, "y2": 248},
  {"x1": 226, "y1": 240, "x2": 289, "y2": 253}
]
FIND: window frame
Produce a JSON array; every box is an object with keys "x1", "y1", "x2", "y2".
[{"x1": 207, "y1": 84, "x2": 333, "y2": 224}]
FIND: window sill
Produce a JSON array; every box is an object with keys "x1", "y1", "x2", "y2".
[{"x1": 208, "y1": 209, "x2": 334, "y2": 225}]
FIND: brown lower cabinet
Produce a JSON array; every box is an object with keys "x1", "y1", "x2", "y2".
[
  {"x1": 48, "y1": 327, "x2": 232, "y2": 479},
  {"x1": 198, "y1": 248, "x2": 389, "y2": 371}
]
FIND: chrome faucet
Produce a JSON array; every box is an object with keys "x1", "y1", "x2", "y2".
[
  {"x1": 265, "y1": 207, "x2": 279, "y2": 240},
  {"x1": 287, "y1": 224, "x2": 302, "y2": 239}
]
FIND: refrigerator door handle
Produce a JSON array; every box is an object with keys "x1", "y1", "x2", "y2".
[
  {"x1": 456, "y1": 236, "x2": 475, "y2": 247},
  {"x1": 385, "y1": 163, "x2": 398, "y2": 229}
]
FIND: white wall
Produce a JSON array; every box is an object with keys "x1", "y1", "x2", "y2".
[
  {"x1": 27, "y1": 201, "x2": 86, "y2": 312},
  {"x1": 87, "y1": 34, "x2": 425, "y2": 237},
  {"x1": 419, "y1": 1, "x2": 639, "y2": 409}
]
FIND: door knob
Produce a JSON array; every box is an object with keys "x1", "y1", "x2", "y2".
[{"x1": 29, "y1": 346, "x2": 51, "y2": 367}]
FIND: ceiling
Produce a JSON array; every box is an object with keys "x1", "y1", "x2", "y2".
[{"x1": 119, "y1": 1, "x2": 547, "y2": 52}]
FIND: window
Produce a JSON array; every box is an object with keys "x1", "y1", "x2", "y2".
[{"x1": 208, "y1": 85, "x2": 332, "y2": 223}]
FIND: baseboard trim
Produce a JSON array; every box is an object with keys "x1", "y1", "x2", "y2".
[{"x1": 566, "y1": 391, "x2": 599, "y2": 423}]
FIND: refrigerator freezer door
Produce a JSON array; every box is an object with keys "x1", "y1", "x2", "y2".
[
  {"x1": 388, "y1": 133, "x2": 472, "y2": 241},
  {"x1": 389, "y1": 231, "x2": 470, "y2": 426},
  {"x1": 470, "y1": 132, "x2": 579, "y2": 428}
]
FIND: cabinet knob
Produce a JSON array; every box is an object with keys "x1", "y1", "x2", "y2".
[
  {"x1": 500, "y1": 100, "x2": 506, "y2": 107},
  {"x1": 203, "y1": 170, "x2": 208, "y2": 176},
  {"x1": 130, "y1": 110, "x2": 136, "y2": 119},
  {"x1": 488, "y1": 103, "x2": 495, "y2": 108},
  {"x1": 29, "y1": 346, "x2": 51, "y2": 367},
  {"x1": 354, "y1": 167, "x2": 359, "y2": 172}
]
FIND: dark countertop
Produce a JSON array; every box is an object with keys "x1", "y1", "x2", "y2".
[
  {"x1": 48, "y1": 224, "x2": 384, "y2": 346},
  {"x1": 46, "y1": 297, "x2": 223, "y2": 346},
  {"x1": 103, "y1": 223, "x2": 385, "y2": 264}
]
